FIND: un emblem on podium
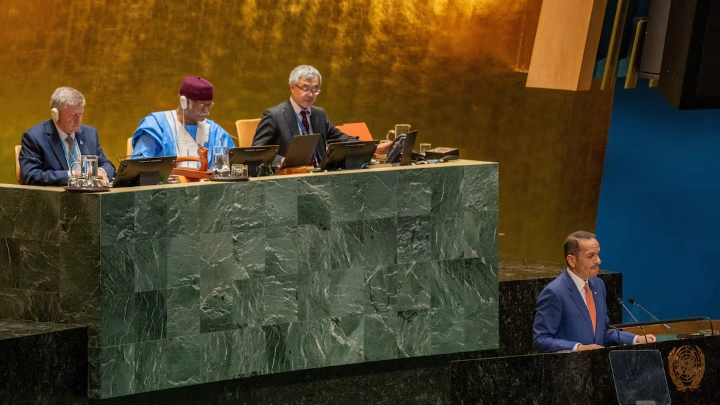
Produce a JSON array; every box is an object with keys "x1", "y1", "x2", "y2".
[{"x1": 668, "y1": 345, "x2": 705, "y2": 391}]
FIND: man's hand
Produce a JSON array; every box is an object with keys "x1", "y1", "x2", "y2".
[
  {"x1": 99, "y1": 170, "x2": 110, "y2": 186},
  {"x1": 577, "y1": 344, "x2": 604, "y2": 351},
  {"x1": 636, "y1": 334, "x2": 657, "y2": 344},
  {"x1": 375, "y1": 140, "x2": 392, "y2": 155}
]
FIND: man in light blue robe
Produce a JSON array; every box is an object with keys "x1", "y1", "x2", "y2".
[{"x1": 131, "y1": 76, "x2": 234, "y2": 168}]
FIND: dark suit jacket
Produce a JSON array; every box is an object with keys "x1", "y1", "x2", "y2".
[
  {"x1": 19, "y1": 120, "x2": 116, "y2": 186},
  {"x1": 251, "y1": 100, "x2": 353, "y2": 163},
  {"x1": 533, "y1": 270, "x2": 635, "y2": 353}
]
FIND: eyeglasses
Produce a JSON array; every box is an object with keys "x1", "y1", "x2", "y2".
[
  {"x1": 191, "y1": 100, "x2": 215, "y2": 109},
  {"x1": 293, "y1": 85, "x2": 321, "y2": 95}
]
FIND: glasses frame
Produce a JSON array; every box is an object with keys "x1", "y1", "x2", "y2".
[
  {"x1": 293, "y1": 84, "x2": 321, "y2": 95},
  {"x1": 191, "y1": 100, "x2": 215, "y2": 109}
]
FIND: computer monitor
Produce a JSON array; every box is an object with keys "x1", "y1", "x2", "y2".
[
  {"x1": 228, "y1": 145, "x2": 278, "y2": 177},
  {"x1": 281, "y1": 134, "x2": 320, "y2": 168},
  {"x1": 320, "y1": 140, "x2": 379, "y2": 171},
  {"x1": 112, "y1": 156, "x2": 177, "y2": 187}
]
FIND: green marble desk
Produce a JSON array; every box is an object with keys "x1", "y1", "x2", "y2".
[{"x1": 0, "y1": 159, "x2": 498, "y2": 399}]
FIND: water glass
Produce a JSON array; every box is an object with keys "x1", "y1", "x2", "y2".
[
  {"x1": 420, "y1": 143, "x2": 432, "y2": 155},
  {"x1": 81, "y1": 155, "x2": 98, "y2": 187},
  {"x1": 395, "y1": 124, "x2": 411, "y2": 138},
  {"x1": 231, "y1": 164, "x2": 248, "y2": 178},
  {"x1": 212, "y1": 146, "x2": 230, "y2": 176},
  {"x1": 68, "y1": 162, "x2": 83, "y2": 188}
]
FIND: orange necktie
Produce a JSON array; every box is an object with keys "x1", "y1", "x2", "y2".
[{"x1": 584, "y1": 283, "x2": 596, "y2": 334}]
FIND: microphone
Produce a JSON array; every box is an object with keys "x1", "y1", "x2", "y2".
[
  {"x1": 616, "y1": 297, "x2": 649, "y2": 345},
  {"x1": 629, "y1": 298, "x2": 674, "y2": 332}
]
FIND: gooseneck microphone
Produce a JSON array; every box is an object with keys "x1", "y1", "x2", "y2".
[
  {"x1": 629, "y1": 298, "x2": 674, "y2": 332},
  {"x1": 616, "y1": 297, "x2": 649, "y2": 344}
]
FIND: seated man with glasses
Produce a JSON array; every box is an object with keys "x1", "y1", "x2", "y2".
[
  {"x1": 131, "y1": 76, "x2": 234, "y2": 167},
  {"x1": 252, "y1": 65, "x2": 391, "y2": 166}
]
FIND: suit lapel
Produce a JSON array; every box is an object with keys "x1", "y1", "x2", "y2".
[
  {"x1": 46, "y1": 121, "x2": 69, "y2": 170},
  {"x1": 562, "y1": 271, "x2": 595, "y2": 337},
  {"x1": 282, "y1": 101, "x2": 301, "y2": 137},
  {"x1": 309, "y1": 107, "x2": 322, "y2": 135}
]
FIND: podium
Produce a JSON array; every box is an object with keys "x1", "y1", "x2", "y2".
[{"x1": 451, "y1": 319, "x2": 720, "y2": 404}]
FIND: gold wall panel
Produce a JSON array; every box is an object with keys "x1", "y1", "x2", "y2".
[{"x1": 0, "y1": 0, "x2": 614, "y2": 262}]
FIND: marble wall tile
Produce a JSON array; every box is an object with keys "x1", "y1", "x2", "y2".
[
  {"x1": 232, "y1": 277, "x2": 264, "y2": 327},
  {"x1": 166, "y1": 235, "x2": 201, "y2": 288},
  {"x1": 165, "y1": 335, "x2": 203, "y2": 388},
  {"x1": 465, "y1": 301, "x2": 500, "y2": 351},
  {"x1": 265, "y1": 226, "x2": 299, "y2": 276},
  {"x1": 199, "y1": 183, "x2": 235, "y2": 234},
  {"x1": 134, "y1": 238, "x2": 168, "y2": 292},
  {"x1": 430, "y1": 307, "x2": 466, "y2": 355},
  {"x1": 101, "y1": 343, "x2": 136, "y2": 398},
  {"x1": 263, "y1": 274, "x2": 298, "y2": 325},
  {"x1": 329, "y1": 220, "x2": 365, "y2": 270},
  {"x1": 463, "y1": 210, "x2": 498, "y2": 259},
  {"x1": 134, "y1": 290, "x2": 167, "y2": 342},
  {"x1": 329, "y1": 268, "x2": 371, "y2": 317},
  {"x1": 296, "y1": 224, "x2": 331, "y2": 273},
  {"x1": 363, "y1": 313, "x2": 399, "y2": 361},
  {"x1": 431, "y1": 259, "x2": 497, "y2": 312},
  {"x1": 362, "y1": 171, "x2": 398, "y2": 220},
  {"x1": 13, "y1": 189, "x2": 62, "y2": 242},
  {"x1": 101, "y1": 192, "x2": 135, "y2": 245},
  {"x1": 0, "y1": 188, "x2": 18, "y2": 238},
  {"x1": 263, "y1": 322, "x2": 302, "y2": 373},
  {"x1": 61, "y1": 292, "x2": 100, "y2": 347},
  {"x1": 166, "y1": 285, "x2": 200, "y2": 338},
  {"x1": 0, "y1": 288, "x2": 62, "y2": 323},
  {"x1": 462, "y1": 164, "x2": 499, "y2": 211},
  {"x1": 365, "y1": 265, "x2": 397, "y2": 313},
  {"x1": 329, "y1": 174, "x2": 365, "y2": 222},
  {"x1": 12, "y1": 239, "x2": 61, "y2": 292},
  {"x1": 62, "y1": 193, "x2": 101, "y2": 245},
  {"x1": 166, "y1": 186, "x2": 200, "y2": 237},
  {"x1": 430, "y1": 166, "x2": 463, "y2": 215},
  {"x1": 397, "y1": 169, "x2": 432, "y2": 217},
  {"x1": 264, "y1": 179, "x2": 298, "y2": 228},
  {"x1": 298, "y1": 271, "x2": 331, "y2": 321},
  {"x1": 101, "y1": 243, "x2": 134, "y2": 296},
  {"x1": 134, "y1": 189, "x2": 168, "y2": 241},
  {"x1": 363, "y1": 218, "x2": 398, "y2": 266},
  {"x1": 233, "y1": 228, "x2": 265, "y2": 279},
  {"x1": 199, "y1": 232, "x2": 240, "y2": 284},
  {"x1": 395, "y1": 262, "x2": 433, "y2": 311},
  {"x1": 0, "y1": 238, "x2": 14, "y2": 288},
  {"x1": 297, "y1": 176, "x2": 332, "y2": 227},
  {"x1": 60, "y1": 241, "x2": 101, "y2": 296},
  {"x1": 398, "y1": 309, "x2": 432, "y2": 358},
  {"x1": 296, "y1": 319, "x2": 332, "y2": 369},
  {"x1": 229, "y1": 326, "x2": 267, "y2": 378},
  {"x1": 88, "y1": 346, "x2": 102, "y2": 398},
  {"x1": 328, "y1": 315, "x2": 364, "y2": 366},
  {"x1": 431, "y1": 213, "x2": 465, "y2": 261},
  {"x1": 201, "y1": 330, "x2": 232, "y2": 383},
  {"x1": 232, "y1": 181, "x2": 265, "y2": 230},
  {"x1": 101, "y1": 293, "x2": 135, "y2": 347},
  {"x1": 134, "y1": 339, "x2": 167, "y2": 393},
  {"x1": 200, "y1": 281, "x2": 236, "y2": 333},
  {"x1": 397, "y1": 215, "x2": 432, "y2": 264}
]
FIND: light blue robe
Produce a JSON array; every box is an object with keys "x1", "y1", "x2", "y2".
[{"x1": 131, "y1": 111, "x2": 235, "y2": 168}]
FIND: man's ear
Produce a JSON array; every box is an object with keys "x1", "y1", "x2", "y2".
[{"x1": 566, "y1": 254, "x2": 576, "y2": 268}]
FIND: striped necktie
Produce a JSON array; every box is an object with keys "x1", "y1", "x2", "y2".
[{"x1": 66, "y1": 135, "x2": 76, "y2": 165}]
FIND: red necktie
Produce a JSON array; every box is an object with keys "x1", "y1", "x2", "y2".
[
  {"x1": 584, "y1": 283, "x2": 596, "y2": 334},
  {"x1": 300, "y1": 110, "x2": 317, "y2": 167}
]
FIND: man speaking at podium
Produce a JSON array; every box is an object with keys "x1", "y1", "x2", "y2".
[{"x1": 533, "y1": 231, "x2": 656, "y2": 353}]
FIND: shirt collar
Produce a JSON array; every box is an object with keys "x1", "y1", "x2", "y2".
[
  {"x1": 53, "y1": 122, "x2": 74, "y2": 141},
  {"x1": 566, "y1": 268, "x2": 588, "y2": 292},
  {"x1": 289, "y1": 97, "x2": 311, "y2": 117}
]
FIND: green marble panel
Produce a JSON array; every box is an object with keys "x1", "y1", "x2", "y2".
[
  {"x1": 462, "y1": 164, "x2": 499, "y2": 211},
  {"x1": 201, "y1": 331, "x2": 232, "y2": 383},
  {"x1": 430, "y1": 307, "x2": 466, "y2": 355},
  {"x1": 328, "y1": 315, "x2": 365, "y2": 366},
  {"x1": 199, "y1": 232, "x2": 240, "y2": 284},
  {"x1": 265, "y1": 226, "x2": 299, "y2": 276},
  {"x1": 232, "y1": 277, "x2": 264, "y2": 327},
  {"x1": 329, "y1": 220, "x2": 364, "y2": 270},
  {"x1": 166, "y1": 285, "x2": 200, "y2": 338},
  {"x1": 298, "y1": 271, "x2": 331, "y2": 321},
  {"x1": 200, "y1": 281, "x2": 235, "y2": 333},
  {"x1": 465, "y1": 301, "x2": 500, "y2": 351},
  {"x1": 101, "y1": 343, "x2": 136, "y2": 398},
  {"x1": 133, "y1": 238, "x2": 168, "y2": 292},
  {"x1": 330, "y1": 268, "x2": 371, "y2": 317},
  {"x1": 88, "y1": 347, "x2": 101, "y2": 398},
  {"x1": 397, "y1": 169, "x2": 432, "y2": 217},
  {"x1": 363, "y1": 218, "x2": 398, "y2": 266},
  {"x1": 362, "y1": 171, "x2": 398, "y2": 220},
  {"x1": 60, "y1": 291, "x2": 100, "y2": 346},
  {"x1": 398, "y1": 309, "x2": 432, "y2": 358},
  {"x1": 232, "y1": 181, "x2": 265, "y2": 230},
  {"x1": 263, "y1": 274, "x2": 298, "y2": 325},
  {"x1": 101, "y1": 243, "x2": 134, "y2": 296},
  {"x1": 365, "y1": 265, "x2": 397, "y2": 313},
  {"x1": 134, "y1": 339, "x2": 167, "y2": 393},
  {"x1": 232, "y1": 228, "x2": 265, "y2": 279},
  {"x1": 165, "y1": 335, "x2": 203, "y2": 388},
  {"x1": 264, "y1": 322, "x2": 302, "y2": 373},
  {"x1": 397, "y1": 215, "x2": 432, "y2": 264},
  {"x1": 431, "y1": 258, "x2": 498, "y2": 312},
  {"x1": 430, "y1": 166, "x2": 463, "y2": 215},
  {"x1": 264, "y1": 179, "x2": 298, "y2": 228},
  {"x1": 198, "y1": 183, "x2": 235, "y2": 234},
  {"x1": 166, "y1": 186, "x2": 200, "y2": 237},
  {"x1": 0, "y1": 188, "x2": 18, "y2": 238},
  {"x1": 13, "y1": 239, "x2": 61, "y2": 292},
  {"x1": 60, "y1": 241, "x2": 101, "y2": 297},
  {"x1": 135, "y1": 290, "x2": 167, "y2": 342},
  {"x1": 296, "y1": 319, "x2": 331, "y2": 369},
  {"x1": 329, "y1": 173, "x2": 364, "y2": 222},
  {"x1": 0, "y1": 238, "x2": 12, "y2": 288},
  {"x1": 101, "y1": 293, "x2": 135, "y2": 347},
  {"x1": 134, "y1": 189, "x2": 168, "y2": 241},
  {"x1": 13, "y1": 189, "x2": 62, "y2": 242},
  {"x1": 0, "y1": 287, "x2": 62, "y2": 323},
  {"x1": 363, "y1": 313, "x2": 399, "y2": 361},
  {"x1": 63, "y1": 193, "x2": 102, "y2": 245},
  {"x1": 166, "y1": 235, "x2": 201, "y2": 288},
  {"x1": 431, "y1": 213, "x2": 465, "y2": 261},
  {"x1": 395, "y1": 261, "x2": 433, "y2": 311},
  {"x1": 100, "y1": 192, "x2": 135, "y2": 245},
  {"x1": 463, "y1": 210, "x2": 498, "y2": 259},
  {"x1": 229, "y1": 326, "x2": 267, "y2": 378},
  {"x1": 297, "y1": 224, "x2": 332, "y2": 273},
  {"x1": 297, "y1": 176, "x2": 331, "y2": 228}
]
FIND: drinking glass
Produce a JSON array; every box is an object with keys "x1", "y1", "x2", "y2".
[
  {"x1": 231, "y1": 164, "x2": 248, "y2": 178},
  {"x1": 212, "y1": 146, "x2": 229, "y2": 176},
  {"x1": 394, "y1": 124, "x2": 411, "y2": 138},
  {"x1": 420, "y1": 143, "x2": 432, "y2": 155},
  {"x1": 68, "y1": 162, "x2": 83, "y2": 189},
  {"x1": 81, "y1": 155, "x2": 98, "y2": 187}
]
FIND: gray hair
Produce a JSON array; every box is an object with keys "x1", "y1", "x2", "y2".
[
  {"x1": 288, "y1": 65, "x2": 322, "y2": 86},
  {"x1": 50, "y1": 87, "x2": 85, "y2": 110}
]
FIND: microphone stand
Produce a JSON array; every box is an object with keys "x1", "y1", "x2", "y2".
[
  {"x1": 616, "y1": 297, "x2": 649, "y2": 345},
  {"x1": 629, "y1": 298, "x2": 674, "y2": 332}
]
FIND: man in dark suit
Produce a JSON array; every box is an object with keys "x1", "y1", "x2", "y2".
[
  {"x1": 252, "y1": 65, "x2": 391, "y2": 165},
  {"x1": 533, "y1": 230, "x2": 656, "y2": 353},
  {"x1": 19, "y1": 87, "x2": 115, "y2": 186}
]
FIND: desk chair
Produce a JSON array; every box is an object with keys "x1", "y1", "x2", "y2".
[
  {"x1": 14, "y1": 145, "x2": 22, "y2": 184},
  {"x1": 235, "y1": 118, "x2": 261, "y2": 147},
  {"x1": 336, "y1": 122, "x2": 374, "y2": 141}
]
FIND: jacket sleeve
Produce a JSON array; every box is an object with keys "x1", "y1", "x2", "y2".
[
  {"x1": 533, "y1": 287, "x2": 578, "y2": 353},
  {"x1": 19, "y1": 131, "x2": 68, "y2": 186}
]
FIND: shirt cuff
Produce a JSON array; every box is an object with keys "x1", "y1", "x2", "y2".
[
  {"x1": 632, "y1": 335, "x2": 639, "y2": 345},
  {"x1": 572, "y1": 343, "x2": 580, "y2": 352}
]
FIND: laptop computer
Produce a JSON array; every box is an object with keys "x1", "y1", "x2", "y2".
[{"x1": 282, "y1": 133, "x2": 321, "y2": 168}]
